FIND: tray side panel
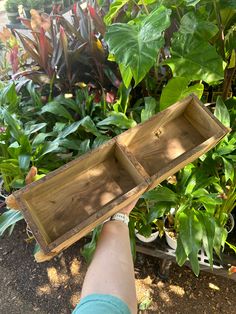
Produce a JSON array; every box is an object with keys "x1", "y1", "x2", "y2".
[
  {"x1": 14, "y1": 139, "x2": 117, "y2": 199},
  {"x1": 21, "y1": 155, "x2": 138, "y2": 244},
  {"x1": 127, "y1": 115, "x2": 205, "y2": 176},
  {"x1": 117, "y1": 96, "x2": 192, "y2": 147},
  {"x1": 148, "y1": 132, "x2": 227, "y2": 190},
  {"x1": 47, "y1": 183, "x2": 149, "y2": 254},
  {"x1": 184, "y1": 97, "x2": 229, "y2": 138}
]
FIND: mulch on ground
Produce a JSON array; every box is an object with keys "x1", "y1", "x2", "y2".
[{"x1": 1, "y1": 221, "x2": 236, "y2": 314}]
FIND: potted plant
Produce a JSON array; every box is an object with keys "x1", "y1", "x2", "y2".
[
  {"x1": 213, "y1": 172, "x2": 236, "y2": 233},
  {"x1": 5, "y1": 0, "x2": 19, "y2": 24},
  {"x1": 200, "y1": 98, "x2": 236, "y2": 233},
  {"x1": 129, "y1": 198, "x2": 165, "y2": 243},
  {"x1": 144, "y1": 161, "x2": 227, "y2": 276},
  {"x1": 163, "y1": 208, "x2": 177, "y2": 250}
]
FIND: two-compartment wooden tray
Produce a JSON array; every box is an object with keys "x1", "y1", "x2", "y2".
[{"x1": 11, "y1": 95, "x2": 229, "y2": 261}]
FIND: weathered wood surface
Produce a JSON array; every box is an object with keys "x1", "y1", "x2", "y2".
[{"x1": 12, "y1": 95, "x2": 229, "y2": 258}]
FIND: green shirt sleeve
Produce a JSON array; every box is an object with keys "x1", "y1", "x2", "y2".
[{"x1": 72, "y1": 294, "x2": 131, "y2": 314}]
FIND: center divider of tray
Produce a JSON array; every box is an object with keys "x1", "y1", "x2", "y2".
[{"x1": 115, "y1": 141, "x2": 150, "y2": 183}]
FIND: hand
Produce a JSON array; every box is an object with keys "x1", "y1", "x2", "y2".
[{"x1": 119, "y1": 199, "x2": 139, "y2": 216}]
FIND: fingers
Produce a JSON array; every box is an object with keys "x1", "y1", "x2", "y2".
[
  {"x1": 119, "y1": 198, "x2": 139, "y2": 215},
  {"x1": 25, "y1": 166, "x2": 37, "y2": 185}
]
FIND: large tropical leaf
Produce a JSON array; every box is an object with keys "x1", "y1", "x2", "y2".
[
  {"x1": 196, "y1": 211, "x2": 215, "y2": 268},
  {"x1": 81, "y1": 225, "x2": 102, "y2": 263},
  {"x1": 179, "y1": 12, "x2": 218, "y2": 40},
  {"x1": 60, "y1": 116, "x2": 101, "y2": 138},
  {"x1": 0, "y1": 210, "x2": 24, "y2": 236},
  {"x1": 143, "y1": 186, "x2": 178, "y2": 203},
  {"x1": 222, "y1": 157, "x2": 234, "y2": 182},
  {"x1": 178, "y1": 208, "x2": 203, "y2": 275},
  {"x1": 160, "y1": 77, "x2": 204, "y2": 110},
  {"x1": 176, "y1": 236, "x2": 188, "y2": 266},
  {"x1": 165, "y1": 33, "x2": 224, "y2": 84},
  {"x1": 213, "y1": 222, "x2": 228, "y2": 256},
  {"x1": 141, "y1": 97, "x2": 157, "y2": 122},
  {"x1": 104, "y1": 0, "x2": 129, "y2": 25},
  {"x1": 37, "y1": 141, "x2": 60, "y2": 158},
  {"x1": 2, "y1": 109, "x2": 22, "y2": 141},
  {"x1": 105, "y1": 6, "x2": 171, "y2": 86},
  {"x1": 214, "y1": 96, "x2": 230, "y2": 128},
  {"x1": 97, "y1": 112, "x2": 136, "y2": 129},
  {"x1": 41, "y1": 102, "x2": 73, "y2": 121}
]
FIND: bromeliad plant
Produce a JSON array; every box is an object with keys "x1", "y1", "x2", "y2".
[{"x1": 0, "y1": 27, "x2": 28, "y2": 79}]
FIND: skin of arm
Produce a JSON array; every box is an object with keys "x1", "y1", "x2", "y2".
[{"x1": 81, "y1": 200, "x2": 138, "y2": 314}]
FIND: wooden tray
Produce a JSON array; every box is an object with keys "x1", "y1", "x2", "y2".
[{"x1": 12, "y1": 95, "x2": 229, "y2": 260}]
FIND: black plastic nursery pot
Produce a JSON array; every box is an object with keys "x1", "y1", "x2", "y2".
[{"x1": 7, "y1": 11, "x2": 19, "y2": 24}]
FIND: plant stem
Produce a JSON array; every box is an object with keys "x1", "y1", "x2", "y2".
[
  {"x1": 176, "y1": 7, "x2": 182, "y2": 23},
  {"x1": 140, "y1": 0, "x2": 149, "y2": 15},
  {"x1": 213, "y1": 0, "x2": 225, "y2": 59},
  {"x1": 154, "y1": 51, "x2": 160, "y2": 82},
  {"x1": 222, "y1": 65, "x2": 236, "y2": 100},
  {"x1": 48, "y1": 73, "x2": 55, "y2": 102}
]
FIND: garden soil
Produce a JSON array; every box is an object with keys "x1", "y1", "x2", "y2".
[{"x1": 0, "y1": 221, "x2": 236, "y2": 314}]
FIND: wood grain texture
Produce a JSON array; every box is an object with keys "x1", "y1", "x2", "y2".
[
  {"x1": 15, "y1": 141, "x2": 147, "y2": 252},
  {"x1": 117, "y1": 96, "x2": 191, "y2": 147},
  {"x1": 47, "y1": 182, "x2": 148, "y2": 254},
  {"x1": 115, "y1": 142, "x2": 150, "y2": 182},
  {"x1": 184, "y1": 97, "x2": 227, "y2": 138},
  {"x1": 22, "y1": 154, "x2": 137, "y2": 242},
  {"x1": 148, "y1": 131, "x2": 226, "y2": 190},
  {"x1": 14, "y1": 95, "x2": 229, "y2": 258},
  {"x1": 127, "y1": 115, "x2": 205, "y2": 176}
]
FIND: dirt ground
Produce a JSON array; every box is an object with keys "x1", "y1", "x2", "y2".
[{"x1": 0, "y1": 221, "x2": 236, "y2": 314}]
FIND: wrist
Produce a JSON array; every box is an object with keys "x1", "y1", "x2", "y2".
[{"x1": 110, "y1": 212, "x2": 129, "y2": 225}]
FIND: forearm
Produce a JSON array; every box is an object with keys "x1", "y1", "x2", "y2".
[{"x1": 81, "y1": 221, "x2": 137, "y2": 313}]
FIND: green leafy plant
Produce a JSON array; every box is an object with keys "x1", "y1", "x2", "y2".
[
  {"x1": 5, "y1": 0, "x2": 19, "y2": 12},
  {"x1": 1, "y1": 1, "x2": 236, "y2": 275},
  {"x1": 105, "y1": 5, "x2": 171, "y2": 87},
  {"x1": 144, "y1": 164, "x2": 223, "y2": 276},
  {"x1": 15, "y1": 4, "x2": 119, "y2": 96},
  {"x1": 0, "y1": 209, "x2": 24, "y2": 236},
  {"x1": 25, "y1": 0, "x2": 44, "y2": 10},
  {"x1": 130, "y1": 198, "x2": 165, "y2": 238},
  {"x1": 104, "y1": 0, "x2": 236, "y2": 104}
]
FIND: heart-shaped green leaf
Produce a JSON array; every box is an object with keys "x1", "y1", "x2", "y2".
[
  {"x1": 179, "y1": 12, "x2": 218, "y2": 41},
  {"x1": 105, "y1": 6, "x2": 171, "y2": 86},
  {"x1": 165, "y1": 33, "x2": 224, "y2": 84},
  {"x1": 160, "y1": 77, "x2": 204, "y2": 110},
  {"x1": 215, "y1": 96, "x2": 230, "y2": 128},
  {"x1": 104, "y1": 0, "x2": 129, "y2": 25}
]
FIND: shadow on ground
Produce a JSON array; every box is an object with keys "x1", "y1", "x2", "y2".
[{"x1": 1, "y1": 221, "x2": 236, "y2": 314}]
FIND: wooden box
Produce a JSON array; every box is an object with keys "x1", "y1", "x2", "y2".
[{"x1": 13, "y1": 95, "x2": 229, "y2": 260}]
